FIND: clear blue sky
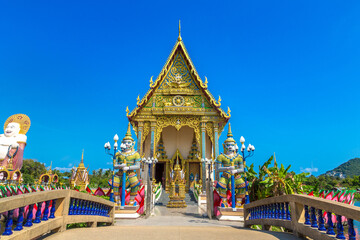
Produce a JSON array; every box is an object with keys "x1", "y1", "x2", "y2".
[{"x1": 1, "y1": 1, "x2": 360, "y2": 175}]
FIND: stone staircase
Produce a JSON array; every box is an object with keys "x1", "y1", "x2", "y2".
[
  {"x1": 155, "y1": 189, "x2": 197, "y2": 206},
  {"x1": 184, "y1": 191, "x2": 197, "y2": 206}
]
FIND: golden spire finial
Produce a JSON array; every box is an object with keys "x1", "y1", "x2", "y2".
[
  {"x1": 123, "y1": 122, "x2": 134, "y2": 141},
  {"x1": 126, "y1": 106, "x2": 129, "y2": 115},
  {"x1": 178, "y1": 20, "x2": 182, "y2": 41},
  {"x1": 48, "y1": 161, "x2": 53, "y2": 174},
  {"x1": 227, "y1": 123, "x2": 233, "y2": 138},
  {"x1": 81, "y1": 149, "x2": 84, "y2": 164}
]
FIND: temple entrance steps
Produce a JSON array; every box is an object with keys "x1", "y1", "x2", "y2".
[
  {"x1": 155, "y1": 190, "x2": 170, "y2": 206},
  {"x1": 155, "y1": 190, "x2": 197, "y2": 207},
  {"x1": 184, "y1": 191, "x2": 197, "y2": 206}
]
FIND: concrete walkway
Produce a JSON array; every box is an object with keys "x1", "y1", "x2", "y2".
[
  {"x1": 45, "y1": 192, "x2": 299, "y2": 240},
  {"x1": 46, "y1": 226, "x2": 300, "y2": 240},
  {"x1": 45, "y1": 205, "x2": 299, "y2": 240}
]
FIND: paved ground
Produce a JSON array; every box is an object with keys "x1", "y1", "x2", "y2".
[
  {"x1": 45, "y1": 191, "x2": 299, "y2": 240},
  {"x1": 46, "y1": 226, "x2": 300, "y2": 240}
]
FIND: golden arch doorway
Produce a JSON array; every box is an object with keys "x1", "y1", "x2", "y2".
[{"x1": 155, "y1": 126, "x2": 202, "y2": 192}]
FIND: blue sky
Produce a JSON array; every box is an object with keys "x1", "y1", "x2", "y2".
[{"x1": 1, "y1": 1, "x2": 360, "y2": 175}]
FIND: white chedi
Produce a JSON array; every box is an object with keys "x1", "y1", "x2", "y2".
[{"x1": 0, "y1": 122, "x2": 27, "y2": 160}]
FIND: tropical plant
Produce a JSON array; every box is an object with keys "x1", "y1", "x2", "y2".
[{"x1": 247, "y1": 154, "x2": 309, "y2": 201}]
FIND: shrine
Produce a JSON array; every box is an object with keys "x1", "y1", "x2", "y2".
[
  {"x1": 70, "y1": 150, "x2": 90, "y2": 191},
  {"x1": 127, "y1": 24, "x2": 231, "y2": 195}
]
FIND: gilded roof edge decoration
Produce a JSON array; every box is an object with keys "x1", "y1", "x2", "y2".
[{"x1": 127, "y1": 37, "x2": 231, "y2": 121}]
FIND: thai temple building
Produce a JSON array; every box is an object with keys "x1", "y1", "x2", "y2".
[
  {"x1": 127, "y1": 24, "x2": 230, "y2": 193},
  {"x1": 70, "y1": 150, "x2": 90, "y2": 191}
]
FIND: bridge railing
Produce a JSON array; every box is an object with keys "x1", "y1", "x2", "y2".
[
  {"x1": 244, "y1": 194, "x2": 359, "y2": 240},
  {"x1": 0, "y1": 189, "x2": 114, "y2": 239}
]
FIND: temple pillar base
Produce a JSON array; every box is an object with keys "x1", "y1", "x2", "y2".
[
  {"x1": 198, "y1": 193, "x2": 207, "y2": 206},
  {"x1": 114, "y1": 205, "x2": 140, "y2": 219},
  {"x1": 216, "y1": 207, "x2": 244, "y2": 221}
]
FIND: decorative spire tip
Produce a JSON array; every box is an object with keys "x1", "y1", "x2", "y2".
[{"x1": 178, "y1": 20, "x2": 182, "y2": 41}]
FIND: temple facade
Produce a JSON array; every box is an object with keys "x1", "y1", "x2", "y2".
[{"x1": 127, "y1": 28, "x2": 230, "y2": 192}]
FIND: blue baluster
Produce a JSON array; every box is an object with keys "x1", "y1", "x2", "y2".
[
  {"x1": 336, "y1": 215, "x2": 345, "y2": 239},
  {"x1": 93, "y1": 202, "x2": 97, "y2": 215},
  {"x1": 89, "y1": 201, "x2": 93, "y2": 215},
  {"x1": 3, "y1": 210, "x2": 14, "y2": 235},
  {"x1": 264, "y1": 205, "x2": 268, "y2": 218},
  {"x1": 326, "y1": 211, "x2": 335, "y2": 235},
  {"x1": 260, "y1": 205, "x2": 263, "y2": 219},
  {"x1": 42, "y1": 200, "x2": 50, "y2": 221},
  {"x1": 78, "y1": 199, "x2": 82, "y2": 215},
  {"x1": 69, "y1": 198, "x2": 74, "y2": 215},
  {"x1": 96, "y1": 203, "x2": 100, "y2": 215},
  {"x1": 80, "y1": 200, "x2": 84, "y2": 215},
  {"x1": 304, "y1": 205, "x2": 311, "y2": 225},
  {"x1": 74, "y1": 199, "x2": 79, "y2": 215},
  {"x1": 348, "y1": 219, "x2": 356, "y2": 240},
  {"x1": 310, "y1": 207, "x2": 318, "y2": 228},
  {"x1": 281, "y1": 203, "x2": 285, "y2": 219},
  {"x1": 14, "y1": 206, "x2": 24, "y2": 231},
  {"x1": 317, "y1": 209, "x2": 326, "y2": 231},
  {"x1": 271, "y1": 204, "x2": 274, "y2": 219},
  {"x1": 256, "y1": 206, "x2": 259, "y2": 219},
  {"x1": 81, "y1": 200, "x2": 85, "y2": 215},
  {"x1": 34, "y1": 202, "x2": 43, "y2": 223},
  {"x1": 24, "y1": 204, "x2": 34, "y2": 227},
  {"x1": 49, "y1": 199, "x2": 56, "y2": 218},
  {"x1": 286, "y1": 202, "x2": 291, "y2": 220},
  {"x1": 275, "y1": 203, "x2": 280, "y2": 219},
  {"x1": 85, "y1": 201, "x2": 89, "y2": 215},
  {"x1": 84, "y1": 201, "x2": 88, "y2": 215},
  {"x1": 83, "y1": 200, "x2": 87, "y2": 214},
  {"x1": 249, "y1": 208, "x2": 252, "y2": 220}
]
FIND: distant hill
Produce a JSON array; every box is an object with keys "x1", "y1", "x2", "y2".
[{"x1": 324, "y1": 158, "x2": 360, "y2": 178}]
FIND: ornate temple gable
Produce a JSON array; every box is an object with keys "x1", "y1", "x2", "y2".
[{"x1": 127, "y1": 35, "x2": 231, "y2": 122}]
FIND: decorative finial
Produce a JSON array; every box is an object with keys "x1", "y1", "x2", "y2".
[
  {"x1": 227, "y1": 107, "x2": 231, "y2": 115},
  {"x1": 123, "y1": 122, "x2": 134, "y2": 141},
  {"x1": 178, "y1": 20, "x2": 182, "y2": 41},
  {"x1": 126, "y1": 106, "x2": 129, "y2": 115},
  {"x1": 227, "y1": 123, "x2": 233, "y2": 138},
  {"x1": 48, "y1": 161, "x2": 53, "y2": 174},
  {"x1": 137, "y1": 95, "x2": 140, "y2": 105},
  {"x1": 204, "y1": 76, "x2": 208, "y2": 88},
  {"x1": 218, "y1": 96, "x2": 222, "y2": 105},
  {"x1": 149, "y1": 76, "x2": 154, "y2": 88},
  {"x1": 81, "y1": 149, "x2": 84, "y2": 163}
]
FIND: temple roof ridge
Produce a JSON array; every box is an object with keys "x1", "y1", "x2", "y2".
[{"x1": 127, "y1": 28, "x2": 231, "y2": 121}]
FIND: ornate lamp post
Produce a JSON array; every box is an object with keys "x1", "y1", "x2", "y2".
[
  {"x1": 141, "y1": 157, "x2": 158, "y2": 218},
  {"x1": 239, "y1": 136, "x2": 255, "y2": 204},
  {"x1": 104, "y1": 134, "x2": 119, "y2": 203}
]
